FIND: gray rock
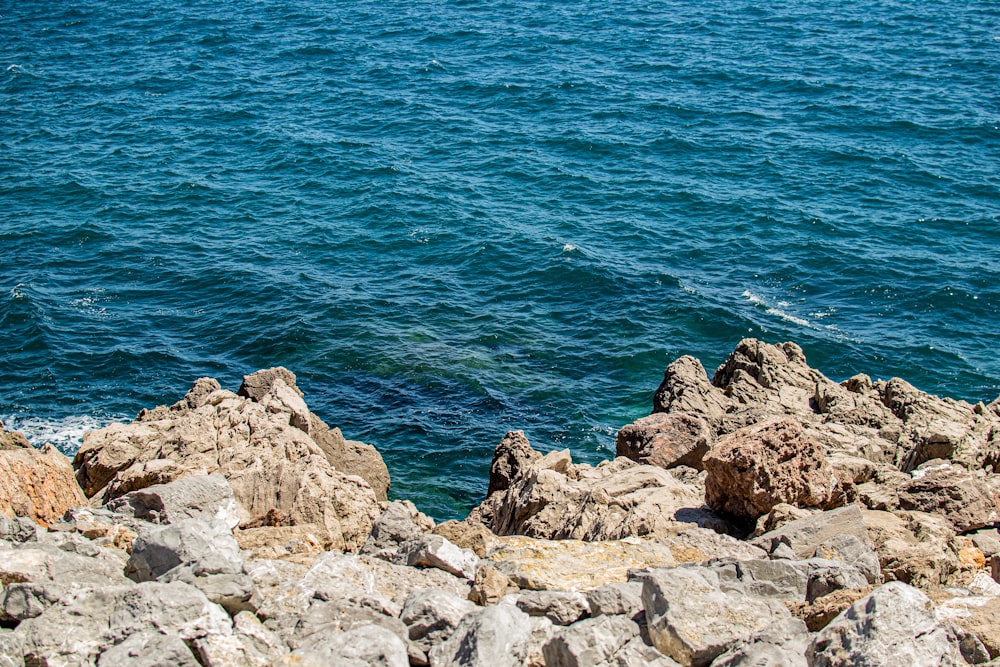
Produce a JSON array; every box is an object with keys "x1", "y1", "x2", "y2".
[
  {"x1": 0, "y1": 516, "x2": 38, "y2": 544},
  {"x1": 806, "y1": 563, "x2": 870, "y2": 602},
  {"x1": 754, "y1": 505, "x2": 871, "y2": 561},
  {"x1": 125, "y1": 518, "x2": 243, "y2": 582},
  {"x1": 515, "y1": 590, "x2": 590, "y2": 625},
  {"x1": 400, "y1": 588, "x2": 476, "y2": 650},
  {"x1": 812, "y1": 533, "x2": 881, "y2": 585},
  {"x1": 715, "y1": 559, "x2": 811, "y2": 601},
  {"x1": 712, "y1": 617, "x2": 810, "y2": 667},
  {"x1": 400, "y1": 534, "x2": 478, "y2": 580},
  {"x1": 605, "y1": 637, "x2": 681, "y2": 666},
  {"x1": 587, "y1": 582, "x2": 644, "y2": 617},
  {"x1": 806, "y1": 581, "x2": 965, "y2": 666},
  {"x1": 0, "y1": 629, "x2": 23, "y2": 667},
  {"x1": 98, "y1": 631, "x2": 201, "y2": 667},
  {"x1": 168, "y1": 571, "x2": 256, "y2": 615},
  {"x1": 640, "y1": 566, "x2": 792, "y2": 667},
  {"x1": 107, "y1": 474, "x2": 241, "y2": 529},
  {"x1": 542, "y1": 615, "x2": 639, "y2": 667},
  {"x1": 428, "y1": 603, "x2": 533, "y2": 667},
  {"x1": 286, "y1": 623, "x2": 408, "y2": 667},
  {"x1": 362, "y1": 500, "x2": 435, "y2": 556}
]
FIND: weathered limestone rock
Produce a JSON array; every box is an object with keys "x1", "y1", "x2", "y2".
[
  {"x1": 514, "y1": 590, "x2": 590, "y2": 626},
  {"x1": 486, "y1": 536, "x2": 677, "y2": 592},
  {"x1": 862, "y1": 509, "x2": 960, "y2": 587},
  {"x1": 787, "y1": 586, "x2": 875, "y2": 632},
  {"x1": 432, "y1": 519, "x2": 499, "y2": 558},
  {"x1": 586, "y1": 582, "x2": 644, "y2": 618},
  {"x1": 0, "y1": 444, "x2": 86, "y2": 527},
  {"x1": 487, "y1": 430, "x2": 542, "y2": 497},
  {"x1": 640, "y1": 566, "x2": 793, "y2": 666},
  {"x1": 399, "y1": 534, "x2": 478, "y2": 580},
  {"x1": 361, "y1": 500, "x2": 434, "y2": 556},
  {"x1": 98, "y1": 631, "x2": 202, "y2": 666},
  {"x1": 704, "y1": 419, "x2": 847, "y2": 523},
  {"x1": 428, "y1": 603, "x2": 533, "y2": 667},
  {"x1": 541, "y1": 614, "x2": 640, "y2": 667},
  {"x1": 0, "y1": 422, "x2": 30, "y2": 450},
  {"x1": 125, "y1": 519, "x2": 244, "y2": 582},
  {"x1": 400, "y1": 588, "x2": 476, "y2": 652},
  {"x1": 806, "y1": 581, "x2": 965, "y2": 666},
  {"x1": 471, "y1": 434, "x2": 729, "y2": 541},
  {"x1": 897, "y1": 463, "x2": 999, "y2": 533},
  {"x1": 468, "y1": 563, "x2": 518, "y2": 606},
  {"x1": 616, "y1": 413, "x2": 712, "y2": 470},
  {"x1": 279, "y1": 623, "x2": 408, "y2": 667},
  {"x1": 107, "y1": 474, "x2": 241, "y2": 529},
  {"x1": 710, "y1": 617, "x2": 810, "y2": 667},
  {"x1": 74, "y1": 370, "x2": 384, "y2": 551},
  {"x1": 753, "y1": 505, "x2": 871, "y2": 561}
]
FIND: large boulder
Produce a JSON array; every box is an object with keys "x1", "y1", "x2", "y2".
[
  {"x1": 0, "y1": 443, "x2": 86, "y2": 527},
  {"x1": 74, "y1": 369, "x2": 385, "y2": 551},
  {"x1": 640, "y1": 566, "x2": 793, "y2": 666},
  {"x1": 616, "y1": 413, "x2": 712, "y2": 470},
  {"x1": 806, "y1": 581, "x2": 965, "y2": 666},
  {"x1": 704, "y1": 419, "x2": 847, "y2": 523},
  {"x1": 428, "y1": 603, "x2": 534, "y2": 667}
]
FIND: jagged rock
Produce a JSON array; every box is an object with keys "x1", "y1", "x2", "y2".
[
  {"x1": 432, "y1": 519, "x2": 499, "y2": 558},
  {"x1": 897, "y1": 463, "x2": 999, "y2": 533},
  {"x1": 0, "y1": 422, "x2": 30, "y2": 451},
  {"x1": 470, "y1": 434, "x2": 729, "y2": 541},
  {"x1": 15, "y1": 581, "x2": 233, "y2": 666},
  {"x1": 400, "y1": 588, "x2": 476, "y2": 652},
  {"x1": 514, "y1": 590, "x2": 590, "y2": 626},
  {"x1": 361, "y1": 500, "x2": 434, "y2": 556},
  {"x1": 969, "y1": 528, "x2": 1000, "y2": 558},
  {"x1": 0, "y1": 515, "x2": 39, "y2": 544},
  {"x1": 0, "y1": 629, "x2": 23, "y2": 667},
  {"x1": 107, "y1": 474, "x2": 241, "y2": 529},
  {"x1": 813, "y1": 533, "x2": 881, "y2": 585},
  {"x1": 98, "y1": 631, "x2": 202, "y2": 666},
  {"x1": 279, "y1": 622, "x2": 408, "y2": 667},
  {"x1": 399, "y1": 534, "x2": 479, "y2": 580},
  {"x1": 710, "y1": 617, "x2": 810, "y2": 667},
  {"x1": 231, "y1": 610, "x2": 287, "y2": 662},
  {"x1": 806, "y1": 581, "x2": 965, "y2": 666},
  {"x1": 125, "y1": 519, "x2": 244, "y2": 582},
  {"x1": 616, "y1": 413, "x2": 712, "y2": 470},
  {"x1": 541, "y1": 614, "x2": 640, "y2": 667},
  {"x1": 754, "y1": 503, "x2": 817, "y2": 536},
  {"x1": 193, "y1": 633, "x2": 275, "y2": 667},
  {"x1": 753, "y1": 505, "x2": 871, "y2": 561},
  {"x1": 605, "y1": 637, "x2": 681, "y2": 666},
  {"x1": 862, "y1": 509, "x2": 959, "y2": 587},
  {"x1": 468, "y1": 563, "x2": 518, "y2": 606},
  {"x1": 934, "y1": 576, "x2": 1000, "y2": 661},
  {"x1": 428, "y1": 603, "x2": 533, "y2": 667},
  {"x1": 74, "y1": 372, "x2": 383, "y2": 551},
  {"x1": 487, "y1": 430, "x2": 542, "y2": 497},
  {"x1": 787, "y1": 586, "x2": 875, "y2": 632},
  {"x1": 653, "y1": 355, "x2": 733, "y2": 426},
  {"x1": 0, "y1": 444, "x2": 86, "y2": 527},
  {"x1": 640, "y1": 566, "x2": 792, "y2": 666},
  {"x1": 309, "y1": 415, "x2": 390, "y2": 502},
  {"x1": 704, "y1": 419, "x2": 847, "y2": 523},
  {"x1": 586, "y1": 582, "x2": 644, "y2": 617}
]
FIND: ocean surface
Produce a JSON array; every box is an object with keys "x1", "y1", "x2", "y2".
[{"x1": 2, "y1": 1, "x2": 998, "y2": 520}]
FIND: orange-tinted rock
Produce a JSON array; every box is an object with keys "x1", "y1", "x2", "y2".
[{"x1": 0, "y1": 444, "x2": 86, "y2": 526}]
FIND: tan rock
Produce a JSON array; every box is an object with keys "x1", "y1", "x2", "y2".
[
  {"x1": 0, "y1": 444, "x2": 86, "y2": 526},
  {"x1": 704, "y1": 419, "x2": 847, "y2": 523},
  {"x1": 468, "y1": 564, "x2": 518, "y2": 606},
  {"x1": 470, "y1": 433, "x2": 729, "y2": 541},
  {"x1": 897, "y1": 463, "x2": 999, "y2": 533},
  {"x1": 786, "y1": 586, "x2": 876, "y2": 631},
  {"x1": 862, "y1": 510, "x2": 959, "y2": 587},
  {"x1": 432, "y1": 519, "x2": 499, "y2": 558},
  {"x1": 485, "y1": 535, "x2": 678, "y2": 592},
  {"x1": 0, "y1": 421, "x2": 31, "y2": 450},
  {"x1": 74, "y1": 370, "x2": 384, "y2": 551}
]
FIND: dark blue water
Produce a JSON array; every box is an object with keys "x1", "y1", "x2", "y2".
[{"x1": 2, "y1": 1, "x2": 999, "y2": 519}]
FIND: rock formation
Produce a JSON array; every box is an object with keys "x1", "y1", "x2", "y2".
[{"x1": 0, "y1": 340, "x2": 999, "y2": 666}]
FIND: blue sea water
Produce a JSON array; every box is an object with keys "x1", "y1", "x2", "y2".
[{"x1": 1, "y1": 0, "x2": 998, "y2": 519}]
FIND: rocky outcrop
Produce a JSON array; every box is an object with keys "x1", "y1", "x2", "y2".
[
  {"x1": 703, "y1": 419, "x2": 847, "y2": 523},
  {"x1": 0, "y1": 441, "x2": 87, "y2": 526},
  {"x1": 74, "y1": 369, "x2": 385, "y2": 551}
]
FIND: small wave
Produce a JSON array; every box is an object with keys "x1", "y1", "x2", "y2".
[
  {"x1": 1, "y1": 414, "x2": 117, "y2": 454},
  {"x1": 742, "y1": 290, "x2": 811, "y2": 328},
  {"x1": 562, "y1": 243, "x2": 577, "y2": 252}
]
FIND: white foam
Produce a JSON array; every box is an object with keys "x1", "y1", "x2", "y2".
[
  {"x1": 562, "y1": 243, "x2": 577, "y2": 252},
  {"x1": 742, "y1": 289, "x2": 811, "y2": 328},
  {"x1": 1, "y1": 414, "x2": 117, "y2": 453}
]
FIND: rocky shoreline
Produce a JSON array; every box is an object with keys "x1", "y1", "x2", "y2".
[{"x1": 2, "y1": 338, "x2": 1000, "y2": 666}]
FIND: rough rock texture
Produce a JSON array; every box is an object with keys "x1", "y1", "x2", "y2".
[
  {"x1": 806, "y1": 581, "x2": 965, "y2": 666},
  {"x1": 615, "y1": 413, "x2": 712, "y2": 470},
  {"x1": 542, "y1": 614, "x2": 640, "y2": 667},
  {"x1": 107, "y1": 473, "x2": 241, "y2": 529},
  {"x1": 0, "y1": 443, "x2": 87, "y2": 526},
  {"x1": 514, "y1": 590, "x2": 590, "y2": 626},
  {"x1": 470, "y1": 433, "x2": 728, "y2": 541},
  {"x1": 0, "y1": 422, "x2": 30, "y2": 450},
  {"x1": 896, "y1": 463, "x2": 998, "y2": 533},
  {"x1": 400, "y1": 588, "x2": 476, "y2": 652},
  {"x1": 704, "y1": 419, "x2": 847, "y2": 523},
  {"x1": 640, "y1": 566, "x2": 793, "y2": 666},
  {"x1": 428, "y1": 603, "x2": 534, "y2": 667},
  {"x1": 74, "y1": 370, "x2": 383, "y2": 551}
]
